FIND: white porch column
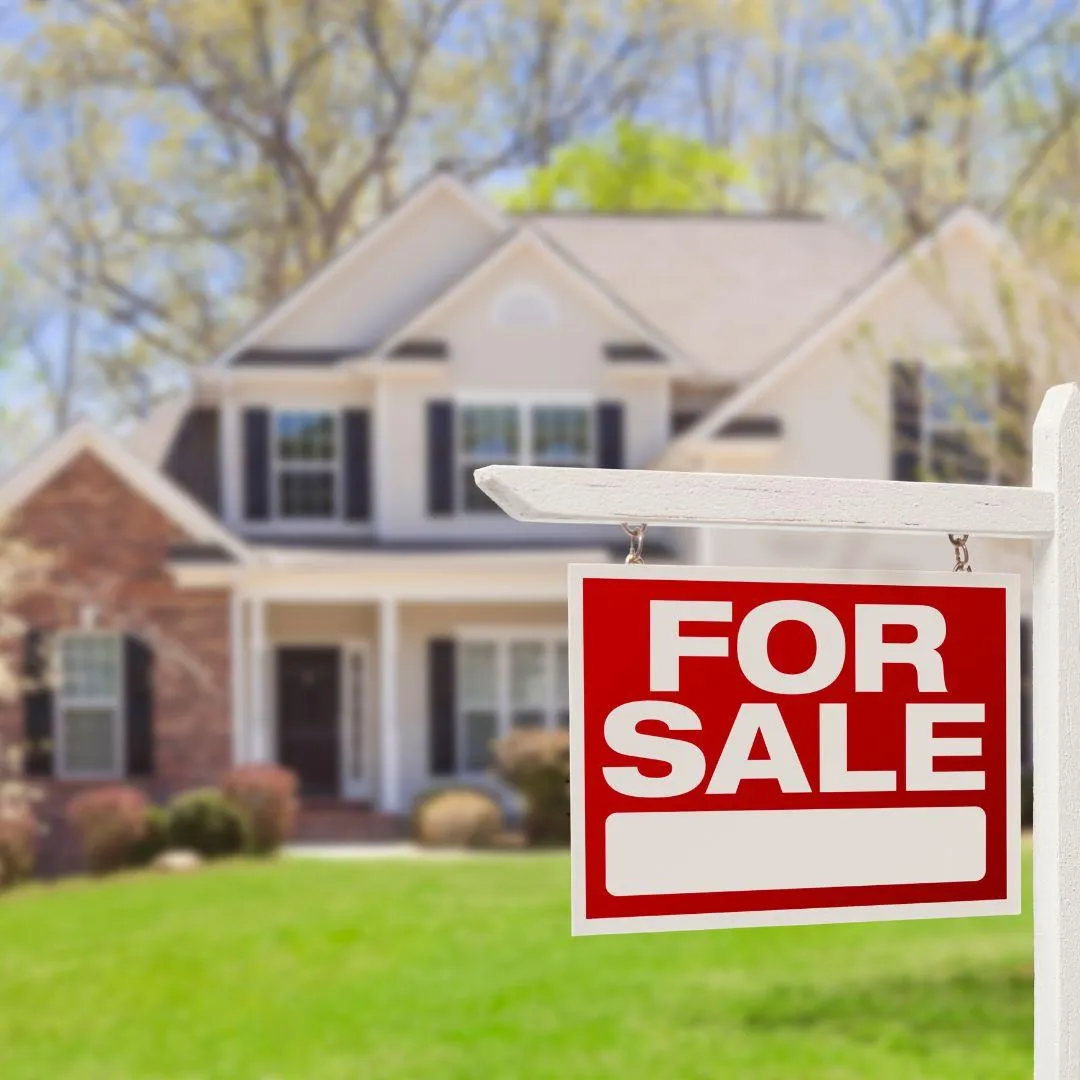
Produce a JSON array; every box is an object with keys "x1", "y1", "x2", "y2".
[
  {"x1": 249, "y1": 597, "x2": 269, "y2": 762},
  {"x1": 229, "y1": 593, "x2": 247, "y2": 764},
  {"x1": 378, "y1": 598, "x2": 403, "y2": 813}
]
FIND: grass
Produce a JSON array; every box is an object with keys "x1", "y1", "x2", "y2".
[{"x1": 0, "y1": 849, "x2": 1033, "y2": 1080}]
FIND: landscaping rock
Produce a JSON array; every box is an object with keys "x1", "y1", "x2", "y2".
[{"x1": 152, "y1": 849, "x2": 203, "y2": 873}]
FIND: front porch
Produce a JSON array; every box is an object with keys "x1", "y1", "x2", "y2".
[{"x1": 229, "y1": 592, "x2": 570, "y2": 816}]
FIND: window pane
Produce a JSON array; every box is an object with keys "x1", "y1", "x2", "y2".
[
  {"x1": 533, "y1": 407, "x2": 590, "y2": 464},
  {"x1": 276, "y1": 412, "x2": 336, "y2": 462},
  {"x1": 925, "y1": 368, "x2": 991, "y2": 425},
  {"x1": 929, "y1": 430, "x2": 991, "y2": 483},
  {"x1": 59, "y1": 636, "x2": 120, "y2": 699},
  {"x1": 461, "y1": 466, "x2": 500, "y2": 512},
  {"x1": 463, "y1": 710, "x2": 498, "y2": 770},
  {"x1": 279, "y1": 471, "x2": 335, "y2": 518},
  {"x1": 61, "y1": 707, "x2": 117, "y2": 775},
  {"x1": 510, "y1": 642, "x2": 546, "y2": 729},
  {"x1": 461, "y1": 406, "x2": 519, "y2": 458},
  {"x1": 459, "y1": 643, "x2": 496, "y2": 708},
  {"x1": 555, "y1": 642, "x2": 570, "y2": 727}
]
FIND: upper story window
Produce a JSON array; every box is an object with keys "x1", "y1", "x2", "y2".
[
  {"x1": 458, "y1": 403, "x2": 593, "y2": 512},
  {"x1": 274, "y1": 411, "x2": 338, "y2": 519},
  {"x1": 923, "y1": 366, "x2": 994, "y2": 483},
  {"x1": 56, "y1": 633, "x2": 123, "y2": 779},
  {"x1": 891, "y1": 359, "x2": 1029, "y2": 486}
]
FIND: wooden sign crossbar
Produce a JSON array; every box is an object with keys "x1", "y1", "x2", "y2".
[{"x1": 475, "y1": 381, "x2": 1080, "y2": 1080}]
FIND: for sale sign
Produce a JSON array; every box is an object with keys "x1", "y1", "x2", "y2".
[{"x1": 569, "y1": 565, "x2": 1021, "y2": 936}]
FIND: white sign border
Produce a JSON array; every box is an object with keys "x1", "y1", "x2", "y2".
[{"x1": 568, "y1": 563, "x2": 1022, "y2": 937}]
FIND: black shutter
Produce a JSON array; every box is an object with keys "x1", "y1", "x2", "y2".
[
  {"x1": 597, "y1": 401, "x2": 624, "y2": 469},
  {"x1": 243, "y1": 408, "x2": 271, "y2": 521},
  {"x1": 427, "y1": 401, "x2": 455, "y2": 516},
  {"x1": 429, "y1": 638, "x2": 456, "y2": 776},
  {"x1": 997, "y1": 362, "x2": 1031, "y2": 487},
  {"x1": 22, "y1": 629, "x2": 52, "y2": 777},
  {"x1": 124, "y1": 635, "x2": 154, "y2": 777},
  {"x1": 344, "y1": 409, "x2": 371, "y2": 521},
  {"x1": 890, "y1": 360, "x2": 923, "y2": 481}
]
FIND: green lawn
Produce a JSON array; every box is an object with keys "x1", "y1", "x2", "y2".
[{"x1": 0, "y1": 850, "x2": 1033, "y2": 1080}]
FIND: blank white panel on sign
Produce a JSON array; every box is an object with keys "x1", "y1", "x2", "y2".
[{"x1": 605, "y1": 807, "x2": 987, "y2": 897}]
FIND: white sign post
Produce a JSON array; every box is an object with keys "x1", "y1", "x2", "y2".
[{"x1": 476, "y1": 382, "x2": 1080, "y2": 1080}]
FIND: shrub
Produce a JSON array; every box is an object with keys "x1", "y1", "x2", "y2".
[
  {"x1": 411, "y1": 786, "x2": 504, "y2": 848},
  {"x1": 167, "y1": 788, "x2": 248, "y2": 859},
  {"x1": 66, "y1": 786, "x2": 152, "y2": 875},
  {"x1": 221, "y1": 765, "x2": 298, "y2": 854},
  {"x1": 130, "y1": 806, "x2": 170, "y2": 867},
  {"x1": 0, "y1": 812, "x2": 36, "y2": 888},
  {"x1": 492, "y1": 728, "x2": 570, "y2": 846},
  {"x1": 0, "y1": 740, "x2": 43, "y2": 889}
]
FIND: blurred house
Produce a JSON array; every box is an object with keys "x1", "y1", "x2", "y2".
[{"x1": 0, "y1": 174, "x2": 1046, "y2": 859}]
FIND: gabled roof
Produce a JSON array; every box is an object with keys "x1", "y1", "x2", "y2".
[
  {"x1": 523, "y1": 211, "x2": 886, "y2": 379},
  {"x1": 212, "y1": 172, "x2": 506, "y2": 369},
  {"x1": 676, "y1": 206, "x2": 1008, "y2": 444},
  {"x1": 378, "y1": 224, "x2": 696, "y2": 372},
  {"x1": 0, "y1": 420, "x2": 250, "y2": 562}
]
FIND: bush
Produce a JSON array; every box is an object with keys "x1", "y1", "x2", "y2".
[
  {"x1": 66, "y1": 786, "x2": 152, "y2": 875},
  {"x1": 411, "y1": 786, "x2": 504, "y2": 848},
  {"x1": 130, "y1": 806, "x2": 170, "y2": 867},
  {"x1": 167, "y1": 788, "x2": 248, "y2": 859},
  {"x1": 492, "y1": 728, "x2": 570, "y2": 846},
  {"x1": 0, "y1": 812, "x2": 36, "y2": 888},
  {"x1": 221, "y1": 765, "x2": 298, "y2": 854}
]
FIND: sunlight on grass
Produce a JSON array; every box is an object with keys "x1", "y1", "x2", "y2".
[{"x1": 0, "y1": 849, "x2": 1034, "y2": 1080}]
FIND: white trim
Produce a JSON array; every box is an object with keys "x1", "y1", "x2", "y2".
[
  {"x1": 677, "y1": 206, "x2": 1001, "y2": 444},
  {"x1": 378, "y1": 599, "x2": 402, "y2": 812},
  {"x1": 377, "y1": 226, "x2": 695, "y2": 372},
  {"x1": 0, "y1": 420, "x2": 250, "y2": 562},
  {"x1": 567, "y1": 562, "x2": 1021, "y2": 936},
  {"x1": 250, "y1": 597, "x2": 268, "y2": 761},
  {"x1": 53, "y1": 630, "x2": 126, "y2": 781},
  {"x1": 212, "y1": 174, "x2": 506, "y2": 369},
  {"x1": 342, "y1": 639, "x2": 374, "y2": 799}
]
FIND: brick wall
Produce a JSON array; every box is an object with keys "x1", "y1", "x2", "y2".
[{"x1": 0, "y1": 451, "x2": 232, "y2": 874}]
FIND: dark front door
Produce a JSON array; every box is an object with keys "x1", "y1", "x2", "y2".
[{"x1": 277, "y1": 647, "x2": 340, "y2": 796}]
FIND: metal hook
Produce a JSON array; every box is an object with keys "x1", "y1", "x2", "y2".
[
  {"x1": 949, "y1": 533, "x2": 972, "y2": 573},
  {"x1": 622, "y1": 523, "x2": 647, "y2": 565}
]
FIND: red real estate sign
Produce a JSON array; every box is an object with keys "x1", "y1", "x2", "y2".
[{"x1": 569, "y1": 565, "x2": 1021, "y2": 936}]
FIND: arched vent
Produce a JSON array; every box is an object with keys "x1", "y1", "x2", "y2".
[{"x1": 489, "y1": 283, "x2": 558, "y2": 328}]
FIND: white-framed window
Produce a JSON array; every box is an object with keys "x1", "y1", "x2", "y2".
[
  {"x1": 458, "y1": 402, "x2": 594, "y2": 512},
  {"x1": 55, "y1": 633, "x2": 123, "y2": 779},
  {"x1": 456, "y1": 634, "x2": 570, "y2": 772},
  {"x1": 273, "y1": 410, "x2": 340, "y2": 520},
  {"x1": 922, "y1": 365, "x2": 995, "y2": 483}
]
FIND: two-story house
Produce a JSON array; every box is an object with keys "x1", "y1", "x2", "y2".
[{"x1": 0, "y1": 173, "x2": 1049, "y2": 862}]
